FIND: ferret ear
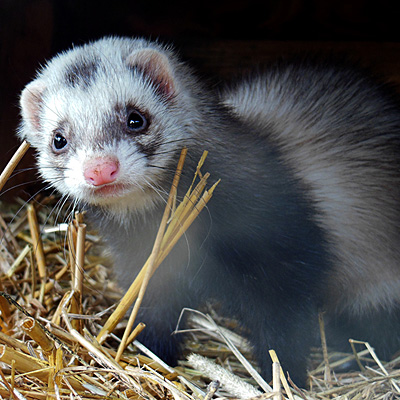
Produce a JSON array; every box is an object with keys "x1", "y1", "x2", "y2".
[
  {"x1": 126, "y1": 48, "x2": 176, "y2": 100},
  {"x1": 20, "y1": 80, "x2": 46, "y2": 131}
]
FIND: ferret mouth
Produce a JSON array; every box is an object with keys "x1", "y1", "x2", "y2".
[
  {"x1": 91, "y1": 183, "x2": 127, "y2": 197},
  {"x1": 83, "y1": 182, "x2": 157, "y2": 211}
]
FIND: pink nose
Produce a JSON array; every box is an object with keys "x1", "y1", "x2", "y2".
[{"x1": 83, "y1": 157, "x2": 120, "y2": 186}]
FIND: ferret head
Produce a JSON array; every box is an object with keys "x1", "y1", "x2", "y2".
[{"x1": 18, "y1": 37, "x2": 199, "y2": 216}]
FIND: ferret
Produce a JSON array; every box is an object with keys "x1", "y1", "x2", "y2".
[{"x1": 17, "y1": 36, "x2": 400, "y2": 384}]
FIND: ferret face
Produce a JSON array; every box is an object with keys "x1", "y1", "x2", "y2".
[{"x1": 18, "y1": 37, "x2": 194, "y2": 215}]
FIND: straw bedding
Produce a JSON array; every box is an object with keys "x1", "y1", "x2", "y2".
[{"x1": 1, "y1": 142, "x2": 400, "y2": 399}]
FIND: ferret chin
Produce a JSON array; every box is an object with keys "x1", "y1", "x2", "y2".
[{"x1": 18, "y1": 36, "x2": 400, "y2": 385}]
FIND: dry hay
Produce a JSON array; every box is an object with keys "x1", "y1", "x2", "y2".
[{"x1": 0, "y1": 142, "x2": 400, "y2": 399}]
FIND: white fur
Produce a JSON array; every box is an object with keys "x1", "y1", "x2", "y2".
[{"x1": 18, "y1": 37, "x2": 199, "y2": 219}]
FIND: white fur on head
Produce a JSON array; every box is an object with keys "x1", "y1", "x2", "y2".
[{"x1": 17, "y1": 37, "x2": 200, "y2": 220}]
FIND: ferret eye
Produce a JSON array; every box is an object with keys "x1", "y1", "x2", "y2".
[
  {"x1": 53, "y1": 133, "x2": 68, "y2": 151},
  {"x1": 127, "y1": 110, "x2": 148, "y2": 133}
]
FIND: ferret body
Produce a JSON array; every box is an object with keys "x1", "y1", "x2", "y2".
[{"x1": 18, "y1": 37, "x2": 400, "y2": 384}]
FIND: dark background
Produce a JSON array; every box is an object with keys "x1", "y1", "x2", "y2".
[{"x1": 1, "y1": 0, "x2": 400, "y2": 198}]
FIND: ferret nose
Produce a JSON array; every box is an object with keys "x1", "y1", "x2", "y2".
[{"x1": 83, "y1": 157, "x2": 120, "y2": 186}]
